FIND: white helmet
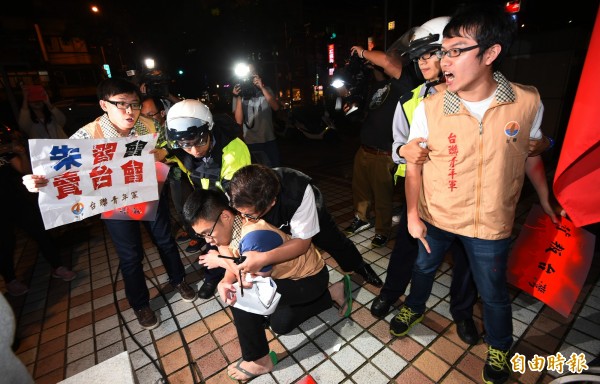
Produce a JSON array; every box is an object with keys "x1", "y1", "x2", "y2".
[
  {"x1": 166, "y1": 99, "x2": 214, "y2": 146},
  {"x1": 407, "y1": 16, "x2": 450, "y2": 60}
]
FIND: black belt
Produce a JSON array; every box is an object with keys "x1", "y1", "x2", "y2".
[{"x1": 361, "y1": 145, "x2": 392, "y2": 156}]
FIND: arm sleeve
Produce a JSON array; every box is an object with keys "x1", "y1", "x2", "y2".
[
  {"x1": 407, "y1": 102, "x2": 429, "y2": 142},
  {"x1": 289, "y1": 185, "x2": 320, "y2": 239},
  {"x1": 392, "y1": 101, "x2": 411, "y2": 164},
  {"x1": 529, "y1": 101, "x2": 544, "y2": 140},
  {"x1": 18, "y1": 108, "x2": 34, "y2": 138},
  {"x1": 51, "y1": 107, "x2": 67, "y2": 128}
]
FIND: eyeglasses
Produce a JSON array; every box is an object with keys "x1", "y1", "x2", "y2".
[
  {"x1": 435, "y1": 44, "x2": 481, "y2": 59},
  {"x1": 178, "y1": 136, "x2": 209, "y2": 149},
  {"x1": 104, "y1": 100, "x2": 143, "y2": 110},
  {"x1": 143, "y1": 111, "x2": 161, "y2": 118},
  {"x1": 198, "y1": 214, "x2": 220, "y2": 239},
  {"x1": 240, "y1": 212, "x2": 261, "y2": 221},
  {"x1": 414, "y1": 51, "x2": 437, "y2": 62}
]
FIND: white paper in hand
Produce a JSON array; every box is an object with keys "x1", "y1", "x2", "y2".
[{"x1": 232, "y1": 276, "x2": 281, "y2": 316}]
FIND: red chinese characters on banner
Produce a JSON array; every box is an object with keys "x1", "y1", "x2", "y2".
[
  {"x1": 447, "y1": 132, "x2": 458, "y2": 191},
  {"x1": 92, "y1": 143, "x2": 118, "y2": 164},
  {"x1": 507, "y1": 205, "x2": 596, "y2": 317},
  {"x1": 121, "y1": 160, "x2": 144, "y2": 184},
  {"x1": 89, "y1": 165, "x2": 113, "y2": 190},
  {"x1": 53, "y1": 171, "x2": 83, "y2": 199}
]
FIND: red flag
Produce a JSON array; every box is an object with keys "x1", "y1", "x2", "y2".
[
  {"x1": 507, "y1": 205, "x2": 595, "y2": 317},
  {"x1": 553, "y1": 9, "x2": 600, "y2": 227}
]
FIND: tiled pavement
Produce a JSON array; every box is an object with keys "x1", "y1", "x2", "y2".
[{"x1": 2, "y1": 136, "x2": 600, "y2": 384}]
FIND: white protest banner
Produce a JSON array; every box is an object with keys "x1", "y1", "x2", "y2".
[
  {"x1": 101, "y1": 161, "x2": 171, "y2": 222},
  {"x1": 29, "y1": 134, "x2": 159, "y2": 230}
]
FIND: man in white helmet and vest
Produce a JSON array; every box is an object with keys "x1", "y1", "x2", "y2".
[{"x1": 166, "y1": 99, "x2": 251, "y2": 299}]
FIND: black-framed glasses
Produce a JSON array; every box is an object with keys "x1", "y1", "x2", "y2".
[
  {"x1": 198, "y1": 214, "x2": 220, "y2": 239},
  {"x1": 143, "y1": 111, "x2": 161, "y2": 118},
  {"x1": 177, "y1": 135, "x2": 209, "y2": 149},
  {"x1": 435, "y1": 44, "x2": 481, "y2": 59},
  {"x1": 240, "y1": 212, "x2": 261, "y2": 222},
  {"x1": 414, "y1": 51, "x2": 437, "y2": 62},
  {"x1": 104, "y1": 100, "x2": 143, "y2": 110}
]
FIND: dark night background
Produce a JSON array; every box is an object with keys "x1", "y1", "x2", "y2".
[
  {"x1": 3, "y1": 0, "x2": 598, "y2": 96},
  {"x1": 1, "y1": 0, "x2": 599, "y2": 158}
]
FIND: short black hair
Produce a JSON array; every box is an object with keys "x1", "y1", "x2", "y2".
[
  {"x1": 96, "y1": 78, "x2": 142, "y2": 101},
  {"x1": 183, "y1": 188, "x2": 232, "y2": 227},
  {"x1": 444, "y1": 2, "x2": 517, "y2": 70},
  {"x1": 142, "y1": 96, "x2": 165, "y2": 112}
]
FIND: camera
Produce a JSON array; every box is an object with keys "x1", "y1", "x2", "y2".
[
  {"x1": 142, "y1": 70, "x2": 171, "y2": 98},
  {"x1": 233, "y1": 63, "x2": 260, "y2": 99},
  {"x1": 238, "y1": 76, "x2": 258, "y2": 99},
  {"x1": 330, "y1": 52, "x2": 371, "y2": 116}
]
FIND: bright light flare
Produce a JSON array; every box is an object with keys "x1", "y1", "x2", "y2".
[{"x1": 234, "y1": 63, "x2": 250, "y2": 78}]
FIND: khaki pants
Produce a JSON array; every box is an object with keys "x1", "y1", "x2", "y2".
[{"x1": 351, "y1": 146, "x2": 396, "y2": 236}]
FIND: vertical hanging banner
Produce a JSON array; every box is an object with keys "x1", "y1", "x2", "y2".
[
  {"x1": 507, "y1": 205, "x2": 596, "y2": 317},
  {"x1": 29, "y1": 134, "x2": 159, "y2": 230}
]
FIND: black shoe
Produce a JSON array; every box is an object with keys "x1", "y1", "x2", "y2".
[
  {"x1": 355, "y1": 263, "x2": 383, "y2": 287},
  {"x1": 371, "y1": 234, "x2": 388, "y2": 248},
  {"x1": 389, "y1": 305, "x2": 423, "y2": 337},
  {"x1": 198, "y1": 280, "x2": 218, "y2": 299},
  {"x1": 371, "y1": 295, "x2": 395, "y2": 318},
  {"x1": 456, "y1": 318, "x2": 480, "y2": 345},
  {"x1": 483, "y1": 346, "x2": 510, "y2": 384},
  {"x1": 344, "y1": 216, "x2": 372, "y2": 235}
]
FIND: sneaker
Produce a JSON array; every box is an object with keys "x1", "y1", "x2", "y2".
[
  {"x1": 390, "y1": 305, "x2": 424, "y2": 337},
  {"x1": 6, "y1": 280, "x2": 29, "y2": 297},
  {"x1": 185, "y1": 239, "x2": 203, "y2": 253},
  {"x1": 172, "y1": 280, "x2": 197, "y2": 302},
  {"x1": 483, "y1": 346, "x2": 510, "y2": 384},
  {"x1": 176, "y1": 231, "x2": 191, "y2": 242},
  {"x1": 134, "y1": 306, "x2": 160, "y2": 330},
  {"x1": 344, "y1": 216, "x2": 372, "y2": 235},
  {"x1": 371, "y1": 234, "x2": 388, "y2": 248},
  {"x1": 51, "y1": 266, "x2": 77, "y2": 282}
]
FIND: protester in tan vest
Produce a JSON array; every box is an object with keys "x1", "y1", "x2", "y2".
[
  {"x1": 393, "y1": 5, "x2": 559, "y2": 384},
  {"x1": 22, "y1": 78, "x2": 197, "y2": 330}
]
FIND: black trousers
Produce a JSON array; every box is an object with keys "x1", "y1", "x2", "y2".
[
  {"x1": 0, "y1": 192, "x2": 62, "y2": 283},
  {"x1": 381, "y1": 206, "x2": 478, "y2": 321},
  {"x1": 232, "y1": 266, "x2": 331, "y2": 362},
  {"x1": 312, "y1": 186, "x2": 364, "y2": 273}
]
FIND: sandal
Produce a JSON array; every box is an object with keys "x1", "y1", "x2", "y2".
[
  {"x1": 227, "y1": 351, "x2": 278, "y2": 381},
  {"x1": 339, "y1": 274, "x2": 353, "y2": 317}
]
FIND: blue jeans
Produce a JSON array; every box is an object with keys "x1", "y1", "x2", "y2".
[
  {"x1": 382, "y1": 206, "x2": 477, "y2": 322},
  {"x1": 104, "y1": 189, "x2": 185, "y2": 310},
  {"x1": 405, "y1": 222, "x2": 513, "y2": 350}
]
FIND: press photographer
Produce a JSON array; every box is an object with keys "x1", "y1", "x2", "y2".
[
  {"x1": 232, "y1": 62, "x2": 281, "y2": 167},
  {"x1": 140, "y1": 70, "x2": 180, "y2": 111},
  {"x1": 330, "y1": 52, "x2": 372, "y2": 120}
]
